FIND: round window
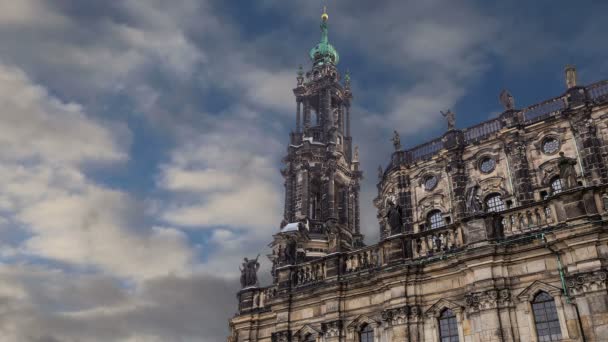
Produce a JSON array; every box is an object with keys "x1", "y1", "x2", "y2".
[
  {"x1": 424, "y1": 175, "x2": 438, "y2": 191},
  {"x1": 542, "y1": 137, "x2": 560, "y2": 155},
  {"x1": 479, "y1": 157, "x2": 496, "y2": 174}
]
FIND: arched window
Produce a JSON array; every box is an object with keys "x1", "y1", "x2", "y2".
[
  {"x1": 359, "y1": 324, "x2": 374, "y2": 342},
  {"x1": 532, "y1": 292, "x2": 562, "y2": 341},
  {"x1": 550, "y1": 177, "x2": 564, "y2": 195},
  {"x1": 428, "y1": 210, "x2": 445, "y2": 229},
  {"x1": 304, "y1": 333, "x2": 316, "y2": 342},
  {"x1": 439, "y1": 309, "x2": 459, "y2": 342},
  {"x1": 485, "y1": 193, "x2": 506, "y2": 213}
]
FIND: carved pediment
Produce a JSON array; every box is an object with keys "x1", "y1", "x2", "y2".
[
  {"x1": 478, "y1": 176, "x2": 507, "y2": 196},
  {"x1": 425, "y1": 298, "x2": 463, "y2": 318},
  {"x1": 516, "y1": 281, "x2": 562, "y2": 302},
  {"x1": 294, "y1": 324, "x2": 322, "y2": 340},
  {"x1": 418, "y1": 193, "x2": 445, "y2": 211},
  {"x1": 346, "y1": 314, "x2": 381, "y2": 330},
  {"x1": 538, "y1": 158, "x2": 560, "y2": 186}
]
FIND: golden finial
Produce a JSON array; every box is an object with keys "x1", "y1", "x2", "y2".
[{"x1": 321, "y1": 6, "x2": 328, "y2": 21}]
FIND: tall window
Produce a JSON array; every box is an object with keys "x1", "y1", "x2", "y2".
[
  {"x1": 359, "y1": 324, "x2": 374, "y2": 342},
  {"x1": 532, "y1": 292, "x2": 562, "y2": 342},
  {"x1": 304, "y1": 333, "x2": 316, "y2": 342},
  {"x1": 485, "y1": 194, "x2": 506, "y2": 212},
  {"x1": 550, "y1": 177, "x2": 564, "y2": 195},
  {"x1": 428, "y1": 210, "x2": 445, "y2": 229},
  {"x1": 439, "y1": 309, "x2": 459, "y2": 342}
]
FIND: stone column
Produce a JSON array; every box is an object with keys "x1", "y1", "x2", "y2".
[
  {"x1": 399, "y1": 174, "x2": 413, "y2": 233},
  {"x1": 446, "y1": 153, "x2": 467, "y2": 219},
  {"x1": 571, "y1": 116, "x2": 608, "y2": 184},
  {"x1": 504, "y1": 135, "x2": 535, "y2": 205},
  {"x1": 303, "y1": 98, "x2": 311, "y2": 132},
  {"x1": 327, "y1": 169, "x2": 336, "y2": 220},
  {"x1": 296, "y1": 100, "x2": 302, "y2": 133}
]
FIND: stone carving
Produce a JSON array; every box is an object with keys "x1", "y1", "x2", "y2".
[
  {"x1": 353, "y1": 145, "x2": 359, "y2": 161},
  {"x1": 381, "y1": 306, "x2": 409, "y2": 326},
  {"x1": 566, "y1": 270, "x2": 608, "y2": 296},
  {"x1": 465, "y1": 289, "x2": 511, "y2": 313},
  {"x1": 271, "y1": 331, "x2": 290, "y2": 342},
  {"x1": 391, "y1": 130, "x2": 401, "y2": 150},
  {"x1": 499, "y1": 89, "x2": 515, "y2": 110},
  {"x1": 240, "y1": 255, "x2": 261, "y2": 288},
  {"x1": 465, "y1": 184, "x2": 483, "y2": 214},
  {"x1": 284, "y1": 235, "x2": 297, "y2": 265},
  {"x1": 325, "y1": 220, "x2": 340, "y2": 252},
  {"x1": 322, "y1": 320, "x2": 341, "y2": 338},
  {"x1": 377, "y1": 165, "x2": 383, "y2": 181},
  {"x1": 602, "y1": 193, "x2": 608, "y2": 212},
  {"x1": 558, "y1": 152, "x2": 578, "y2": 189},
  {"x1": 385, "y1": 199, "x2": 403, "y2": 233},
  {"x1": 441, "y1": 109, "x2": 456, "y2": 130},
  {"x1": 565, "y1": 64, "x2": 577, "y2": 89}
]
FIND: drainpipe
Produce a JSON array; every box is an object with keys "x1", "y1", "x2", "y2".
[{"x1": 542, "y1": 234, "x2": 586, "y2": 342}]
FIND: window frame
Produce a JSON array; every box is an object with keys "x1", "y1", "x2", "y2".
[
  {"x1": 438, "y1": 308, "x2": 460, "y2": 342},
  {"x1": 485, "y1": 193, "x2": 506, "y2": 213},
  {"x1": 531, "y1": 292, "x2": 563, "y2": 342},
  {"x1": 427, "y1": 210, "x2": 446, "y2": 230},
  {"x1": 359, "y1": 323, "x2": 374, "y2": 342},
  {"x1": 550, "y1": 176, "x2": 564, "y2": 195}
]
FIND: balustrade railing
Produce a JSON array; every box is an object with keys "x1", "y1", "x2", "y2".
[
  {"x1": 344, "y1": 246, "x2": 381, "y2": 273},
  {"x1": 464, "y1": 119, "x2": 502, "y2": 143},
  {"x1": 412, "y1": 225, "x2": 463, "y2": 258},
  {"x1": 522, "y1": 96, "x2": 566, "y2": 123},
  {"x1": 500, "y1": 202, "x2": 556, "y2": 236},
  {"x1": 587, "y1": 80, "x2": 608, "y2": 102},
  {"x1": 292, "y1": 259, "x2": 327, "y2": 287}
]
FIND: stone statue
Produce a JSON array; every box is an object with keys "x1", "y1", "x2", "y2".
[
  {"x1": 391, "y1": 130, "x2": 401, "y2": 150},
  {"x1": 239, "y1": 255, "x2": 260, "y2": 288},
  {"x1": 353, "y1": 145, "x2": 359, "y2": 161},
  {"x1": 284, "y1": 236, "x2": 297, "y2": 265},
  {"x1": 378, "y1": 165, "x2": 383, "y2": 181},
  {"x1": 385, "y1": 199, "x2": 403, "y2": 234},
  {"x1": 558, "y1": 152, "x2": 578, "y2": 189},
  {"x1": 465, "y1": 184, "x2": 483, "y2": 214},
  {"x1": 565, "y1": 65, "x2": 577, "y2": 89},
  {"x1": 499, "y1": 89, "x2": 515, "y2": 110},
  {"x1": 441, "y1": 110, "x2": 456, "y2": 130}
]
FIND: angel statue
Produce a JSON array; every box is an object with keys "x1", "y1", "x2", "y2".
[
  {"x1": 239, "y1": 254, "x2": 261, "y2": 288},
  {"x1": 499, "y1": 89, "x2": 515, "y2": 110},
  {"x1": 441, "y1": 110, "x2": 456, "y2": 130}
]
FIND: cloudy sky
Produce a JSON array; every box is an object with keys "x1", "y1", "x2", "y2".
[{"x1": 0, "y1": 0, "x2": 606, "y2": 341}]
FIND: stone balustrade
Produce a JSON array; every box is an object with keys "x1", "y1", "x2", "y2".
[
  {"x1": 292, "y1": 259, "x2": 327, "y2": 287},
  {"x1": 500, "y1": 202, "x2": 556, "y2": 236},
  {"x1": 412, "y1": 224, "x2": 463, "y2": 258},
  {"x1": 344, "y1": 246, "x2": 381, "y2": 273}
]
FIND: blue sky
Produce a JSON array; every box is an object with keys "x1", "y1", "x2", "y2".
[{"x1": 0, "y1": 1, "x2": 606, "y2": 341}]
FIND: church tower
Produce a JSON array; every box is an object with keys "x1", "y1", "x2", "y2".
[{"x1": 274, "y1": 8, "x2": 363, "y2": 270}]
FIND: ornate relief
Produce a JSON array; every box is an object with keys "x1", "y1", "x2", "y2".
[
  {"x1": 566, "y1": 270, "x2": 608, "y2": 296},
  {"x1": 538, "y1": 158, "x2": 560, "y2": 186},
  {"x1": 271, "y1": 331, "x2": 291, "y2": 342},
  {"x1": 478, "y1": 176, "x2": 508, "y2": 197},
  {"x1": 418, "y1": 193, "x2": 446, "y2": 214},
  {"x1": 465, "y1": 289, "x2": 512, "y2": 313},
  {"x1": 381, "y1": 306, "x2": 409, "y2": 326},
  {"x1": 425, "y1": 299, "x2": 463, "y2": 318},
  {"x1": 322, "y1": 320, "x2": 342, "y2": 338}
]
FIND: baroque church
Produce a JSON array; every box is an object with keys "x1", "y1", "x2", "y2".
[{"x1": 229, "y1": 9, "x2": 608, "y2": 342}]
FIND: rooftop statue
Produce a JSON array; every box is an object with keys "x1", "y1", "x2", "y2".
[
  {"x1": 441, "y1": 109, "x2": 456, "y2": 130},
  {"x1": 391, "y1": 130, "x2": 401, "y2": 150},
  {"x1": 239, "y1": 255, "x2": 260, "y2": 288},
  {"x1": 499, "y1": 89, "x2": 515, "y2": 110}
]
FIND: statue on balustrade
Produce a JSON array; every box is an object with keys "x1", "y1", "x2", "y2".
[
  {"x1": 499, "y1": 89, "x2": 515, "y2": 110},
  {"x1": 239, "y1": 255, "x2": 260, "y2": 288},
  {"x1": 441, "y1": 109, "x2": 456, "y2": 130},
  {"x1": 558, "y1": 152, "x2": 578, "y2": 189},
  {"x1": 284, "y1": 235, "x2": 297, "y2": 265},
  {"x1": 391, "y1": 130, "x2": 401, "y2": 150},
  {"x1": 385, "y1": 199, "x2": 403, "y2": 234},
  {"x1": 465, "y1": 184, "x2": 483, "y2": 214}
]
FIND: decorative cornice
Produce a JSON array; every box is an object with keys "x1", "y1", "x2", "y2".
[
  {"x1": 566, "y1": 270, "x2": 607, "y2": 296},
  {"x1": 321, "y1": 320, "x2": 341, "y2": 338},
  {"x1": 465, "y1": 289, "x2": 512, "y2": 313}
]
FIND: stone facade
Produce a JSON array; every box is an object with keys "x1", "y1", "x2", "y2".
[{"x1": 228, "y1": 11, "x2": 608, "y2": 342}]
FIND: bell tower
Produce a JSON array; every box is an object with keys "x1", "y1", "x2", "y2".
[{"x1": 276, "y1": 8, "x2": 363, "y2": 267}]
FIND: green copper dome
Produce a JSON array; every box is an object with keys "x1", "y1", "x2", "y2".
[{"x1": 309, "y1": 12, "x2": 339, "y2": 66}]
